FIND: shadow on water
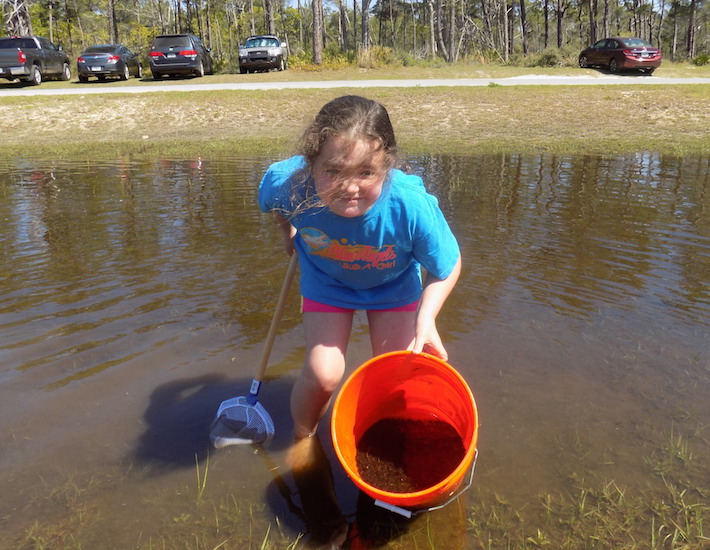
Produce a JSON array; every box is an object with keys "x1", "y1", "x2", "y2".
[{"x1": 133, "y1": 373, "x2": 297, "y2": 469}]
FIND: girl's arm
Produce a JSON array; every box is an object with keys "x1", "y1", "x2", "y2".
[
  {"x1": 410, "y1": 254, "x2": 462, "y2": 361},
  {"x1": 273, "y1": 212, "x2": 297, "y2": 256}
]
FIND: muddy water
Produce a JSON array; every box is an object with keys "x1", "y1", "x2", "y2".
[{"x1": 0, "y1": 154, "x2": 708, "y2": 548}]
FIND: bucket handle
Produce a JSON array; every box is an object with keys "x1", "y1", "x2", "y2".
[{"x1": 373, "y1": 448, "x2": 479, "y2": 519}]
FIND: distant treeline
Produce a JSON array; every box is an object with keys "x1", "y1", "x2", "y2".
[{"x1": 2, "y1": 0, "x2": 708, "y2": 69}]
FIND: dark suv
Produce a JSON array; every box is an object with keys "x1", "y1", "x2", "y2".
[
  {"x1": 149, "y1": 34, "x2": 213, "y2": 79},
  {"x1": 238, "y1": 35, "x2": 288, "y2": 73}
]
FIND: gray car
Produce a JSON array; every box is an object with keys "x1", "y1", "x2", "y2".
[
  {"x1": 239, "y1": 35, "x2": 288, "y2": 73},
  {"x1": 77, "y1": 44, "x2": 143, "y2": 82},
  {"x1": 149, "y1": 33, "x2": 214, "y2": 79}
]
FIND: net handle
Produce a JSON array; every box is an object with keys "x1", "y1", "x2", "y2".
[{"x1": 255, "y1": 253, "x2": 299, "y2": 383}]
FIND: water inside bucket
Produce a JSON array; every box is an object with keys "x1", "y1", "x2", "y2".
[{"x1": 355, "y1": 417, "x2": 466, "y2": 493}]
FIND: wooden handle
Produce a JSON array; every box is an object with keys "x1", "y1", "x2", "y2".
[{"x1": 254, "y1": 253, "x2": 298, "y2": 382}]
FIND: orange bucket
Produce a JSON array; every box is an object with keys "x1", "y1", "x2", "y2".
[{"x1": 331, "y1": 351, "x2": 478, "y2": 512}]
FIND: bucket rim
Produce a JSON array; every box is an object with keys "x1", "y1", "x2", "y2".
[{"x1": 331, "y1": 350, "x2": 479, "y2": 505}]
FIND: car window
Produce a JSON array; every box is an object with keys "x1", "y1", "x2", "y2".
[
  {"x1": 152, "y1": 36, "x2": 192, "y2": 49},
  {"x1": 244, "y1": 37, "x2": 280, "y2": 48},
  {"x1": 85, "y1": 46, "x2": 117, "y2": 54},
  {"x1": 622, "y1": 38, "x2": 652, "y2": 48},
  {"x1": 37, "y1": 37, "x2": 56, "y2": 50}
]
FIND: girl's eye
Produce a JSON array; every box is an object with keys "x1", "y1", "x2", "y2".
[{"x1": 325, "y1": 169, "x2": 341, "y2": 177}]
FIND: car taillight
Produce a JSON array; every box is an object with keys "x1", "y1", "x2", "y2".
[
  {"x1": 18, "y1": 50, "x2": 26, "y2": 63},
  {"x1": 107, "y1": 55, "x2": 120, "y2": 63},
  {"x1": 149, "y1": 51, "x2": 164, "y2": 58},
  {"x1": 179, "y1": 49, "x2": 198, "y2": 56},
  {"x1": 77, "y1": 56, "x2": 85, "y2": 63}
]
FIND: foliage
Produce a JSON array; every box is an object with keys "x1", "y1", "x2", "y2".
[{"x1": 692, "y1": 53, "x2": 710, "y2": 66}]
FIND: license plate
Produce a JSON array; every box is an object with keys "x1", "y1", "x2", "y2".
[
  {"x1": 167, "y1": 53, "x2": 176, "y2": 58},
  {"x1": 91, "y1": 66, "x2": 102, "y2": 71}
]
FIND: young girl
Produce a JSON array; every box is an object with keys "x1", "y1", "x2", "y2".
[{"x1": 258, "y1": 95, "x2": 461, "y2": 441}]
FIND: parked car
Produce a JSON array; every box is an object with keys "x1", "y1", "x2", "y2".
[
  {"x1": 238, "y1": 35, "x2": 288, "y2": 73},
  {"x1": 149, "y1": 33, "x2": 213, "y2": 79},
  {"x1": 0, "y1": 35, "x2": 70, "y2": 85},
  {"x1": 77, "y1": 44, "x2": 142, "y2": 82},
  {"x1": 579, "y1": 37, "x2": 662, "y2": 74}
]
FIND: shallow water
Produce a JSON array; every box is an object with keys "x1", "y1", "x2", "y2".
[{"x1": 0, "y1": 153, "x2": 708, "y2": 548}]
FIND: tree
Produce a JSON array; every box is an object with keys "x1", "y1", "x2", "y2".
[
  {"x1": 313, "y1": 0, "x2": 324, "y2": 63},
  {"x1": 3, "y1": 0, "x2": 33, "y2": 35}
]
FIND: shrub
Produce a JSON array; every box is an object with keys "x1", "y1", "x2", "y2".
[{"x1": 692, "y1": 53, "x2": 709, "y2": 66}]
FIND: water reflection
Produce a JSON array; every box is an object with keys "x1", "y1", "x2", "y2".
[{"x1": 0, "y1": 153, "x2": 708, "y2": 548}]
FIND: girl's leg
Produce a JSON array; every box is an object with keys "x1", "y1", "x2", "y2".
[
  {"x1": 366, "y1": 309, "x2": 417, "y2": 356},
  {"x1": 291, "y1": 310, "x2": 354, "y2": 438}
]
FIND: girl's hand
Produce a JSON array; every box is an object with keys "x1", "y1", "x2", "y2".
[
  {"x1": 274, "y1": 213, "x2": 296, "y2": 256},
  {"x1": 410, "y1": 319, "x2": 448, "y2": 361}
]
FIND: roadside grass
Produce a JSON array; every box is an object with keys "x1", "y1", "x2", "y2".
[{"x1": 1, "y1": 82, "x2": 709, "y2": 158}]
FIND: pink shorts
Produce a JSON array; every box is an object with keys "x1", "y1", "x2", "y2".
[{"x1": 302, "y1": 297, "x2": 419, "y2": 313}]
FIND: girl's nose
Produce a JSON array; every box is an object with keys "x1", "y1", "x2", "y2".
[{"x1": 341, "y1": 178, "x2": 360, "y2": 195}]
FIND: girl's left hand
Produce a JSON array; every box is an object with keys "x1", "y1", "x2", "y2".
[{"x1": 410, "y1": 320, "x2": 448, "y2": 361}]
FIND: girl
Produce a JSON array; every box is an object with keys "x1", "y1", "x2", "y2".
[{"x1": 258, "y1": 95, "x2": 461, "y2": 441}]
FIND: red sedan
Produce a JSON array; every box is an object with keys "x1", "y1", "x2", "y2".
[{"x1": 579, "y1": 37, "x2": 662, "y2": 74}]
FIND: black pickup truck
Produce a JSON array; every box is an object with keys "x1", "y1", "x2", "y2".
[{"x1": 0, "y1": 35, "x2": 71, "y2": 85}]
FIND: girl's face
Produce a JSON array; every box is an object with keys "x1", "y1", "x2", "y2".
[{"x1": 312, "y1": 136, "x2": 388, "y2": 218}]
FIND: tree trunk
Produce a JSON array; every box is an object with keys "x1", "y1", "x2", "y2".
[
  {"x1": 428, "y1": 0, "x2": 436, "y2": 58},
  {"x1": 502, "y1": 0, "x2": 509, "y2": 62},
  {"x1": 449, "y1": 0, "x2": 456, "y2": 61},
  {"x1": 313, "y1": 0, "x2": 324, "y2": 64},
  {"x1": 108, "y1": 0, "x2": 119, "y2": 43},
  {"x1": 519, "y1": 0, "x2": 528, "y2": 54},
  {"x1": 686, "y1": 0, "x2": 696, "y2": 58},
  {"x1": 587, "y1": 0, "x2": 597, "y2": 44},
  {"x1": 362, "y1": 0, "x2": 372, "y2": 50},
  {"x1": 544, "y1": 0, "x2": 549, "y2": 48},
  {"x1": 264, "y1": 0, "x2": 275, "y2": 34}
]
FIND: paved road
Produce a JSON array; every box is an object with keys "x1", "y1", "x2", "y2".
[{"x1": 2, "y1": 74, "x2": 709, "y2": 97}]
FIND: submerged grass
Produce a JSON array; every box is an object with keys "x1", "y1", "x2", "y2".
[{"x1": 7, "y1": 430, "x2": 708, "y2": 549}]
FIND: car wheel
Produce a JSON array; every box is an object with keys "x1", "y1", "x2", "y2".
[
  {"x1": 98, "y1": 74, "x2": 107, "y2": 81},
  {"x1": 644, "y1": 68, "x2": 655, "y2": 75},
  {"x1": 26, "y1": 64, "x2": 42, "y2": 85},
  {"x1": 609, "y1": 58, "x2": 619, "y2": 73},
  {"x1": 120, "y1": 64, "x2": 129, "y2": 80},
  {"x1": 195, "y1": 61, "x2": 204, "y2": 78},
  {"x1": 153, "y1": 72, "x2": 162, "y2": 80},
  {"x1": 240, "y1": 67, "x2": 247, "y2": 74},
  {"x1": 78, "y1": 74, "x2": 89, "y2": 83},
  {"x1": 60, "y1": 62, "x2": 71, "y2": 81},
  {"x1": 137, "y1": 65, "x2": 143, "y2": 79},
  {"x1": 579, "y1": 55, "x2": 589, "y2": 68}
]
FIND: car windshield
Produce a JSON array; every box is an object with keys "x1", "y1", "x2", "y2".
[
  {"x1": 244, "y1": 37, "x2": 279, "y2": 48},
  {"x1": 0, "y1": 38, "x2": 36, "y2": 49},
  {"x1": 83, "y1": 46, "x2": 118, "y2": 54},
  {"x1": 152, "y1": 36, "x2": 191, "y2": 49},
  {"x1": 620, "y1": 38, "x2": 654, "y2": 48}
]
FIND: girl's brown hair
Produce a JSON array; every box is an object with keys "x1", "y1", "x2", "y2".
[{"x1": 299, "y1": 95, "x2": 398, "y2": 169}]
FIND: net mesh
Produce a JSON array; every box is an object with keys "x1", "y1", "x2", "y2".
[{"x1": 209, "y1": 396, "x2": 275, "y2": 448}]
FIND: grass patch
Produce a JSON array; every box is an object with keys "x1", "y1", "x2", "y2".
[{"x1": 1, "y1": 83, "x2": 709, "y2": 158}]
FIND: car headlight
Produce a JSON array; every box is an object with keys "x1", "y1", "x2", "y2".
[
  {"x1": 239, "y1": 49, "x2": 247, "y2": 57},
  {"x1": 267, "y1": 48, "x2": 279, "y2": 56}
]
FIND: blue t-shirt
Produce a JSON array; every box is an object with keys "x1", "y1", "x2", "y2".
[{"x1": 258, "y1": 156, "x2": 460, "y2": 309}]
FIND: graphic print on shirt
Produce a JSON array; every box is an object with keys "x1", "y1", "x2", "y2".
[{"x1": 300, "y1": 227, "x2": 396, "y2": 272}]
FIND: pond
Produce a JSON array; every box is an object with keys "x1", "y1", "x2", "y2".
[{"x1": 0, "y1": 153, "x2": 708, "y2": 549}]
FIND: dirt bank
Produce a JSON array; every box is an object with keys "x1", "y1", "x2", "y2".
[{"x1": 2, "y1": 84, "x2": 709, "y2": 156}]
